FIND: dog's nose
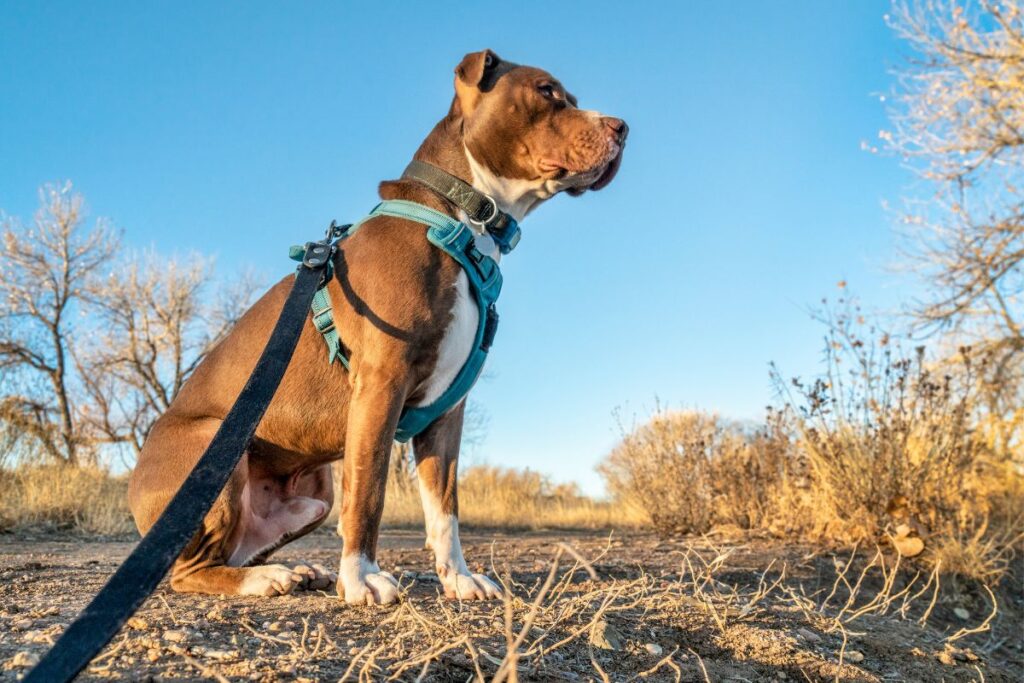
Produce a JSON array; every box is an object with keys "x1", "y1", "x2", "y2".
[{"x1": 602, "y1": 117, "x2": 629, "y2": 143}]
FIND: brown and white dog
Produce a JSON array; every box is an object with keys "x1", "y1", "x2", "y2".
[{"x1": 127, "y1": 49, "x2": 627, "y2": 605}]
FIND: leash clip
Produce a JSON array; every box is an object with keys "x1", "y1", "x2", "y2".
[{"x1": 302, "y1": 240, "x2": 333, "y2": 270}]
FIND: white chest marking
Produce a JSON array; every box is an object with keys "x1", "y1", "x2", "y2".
[{"x1": 414, "y1": 269, "x2": 478, "y2": 407}]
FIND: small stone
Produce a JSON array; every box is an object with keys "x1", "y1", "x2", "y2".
[
  {"x1": 644, "y1": 643, "x2": 663, "y2": 656},
  {"x1": 845, "y1": 650, "x2": 864, "y2": 663},
  {"x1": 162, "y1": 629, "x2": 187, "y2": 643},
  {"x1": 261, "y1": 621, "x2": 271, "y2": 629},
  {"x1": 22, "y1": 630, "x2": 49, "y2": 644},
  {"x1": 12, "y1": 618, "x2": 33, "y2": 630},
  {"x1": 146, "y1": 648, "x2": 161, "y2": 663},
  {"x1": 268, "y1": 621, "x2": 283, "y2": 633},
  {"x1": 953, "y1": 607, "x2": 970, "y2": 620},
  {"x1": 776, "y1": 673, "x2": 788, "y2": 680},
  {"x1": 891, "y1": 535, "x2": 925, "y2": 558},
  {"x1": 9, "y1": 651, "x2": 40, "y2": 668},
  {"x1": 589, "y1": 620, "x2": 623, "y2": 651},
  {"x1": 127, "y1": 616, "x2": 149, "y2": 630},
  {"x1": 797, "y1": 628, "x2": 821, "y2": 644},
  {"x1": 349, "y1": 647, "x2": 360, "y2": 656},
  {"x1": 346, "y1": 639, "x2": 356, "y2": 646},
  {"x1": 206, "y1": 610, "x2": 222, "y2": 621}
]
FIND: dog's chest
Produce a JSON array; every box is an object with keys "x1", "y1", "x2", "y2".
[{"x1": 413, "y1": 268, "x2": 479, "y2": 408}]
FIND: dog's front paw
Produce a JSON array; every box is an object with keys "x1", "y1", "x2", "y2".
[
  {"x1": 339, "y1": 555, "x2": 400, "y2": 605},
  {"x1": 342, "y1": 571, "x2": 400, "y2": 605},
  {"x1": 440, "y1": 569, "x2": 503, "y2": 601}
]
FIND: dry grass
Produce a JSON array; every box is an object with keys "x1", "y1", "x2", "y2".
[
  {"x1": 0, "y1": 464, "x2": 134, "y2": 536},
  {"x1": 598, "y1": 305, "x2": 1024, "y2": 585},
  {"x1": 354, "y1": 463, "x2": 644, "y2": 531},
  {"x1": 161, "y1": 537, "x2": 1003, "y2": 682}
]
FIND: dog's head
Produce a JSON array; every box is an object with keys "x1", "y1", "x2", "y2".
[{"x1": 451, "y1": 49, "x2": 627, "y2": 214}]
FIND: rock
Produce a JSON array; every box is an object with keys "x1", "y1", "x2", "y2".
[
  {"x1": 22, "y1": 630, "x2": 50, "y2": 644},
  {"x1": 644, "y1": 643, "x2": 663, "y2": 656},
  {"x1": 349, "y1": 647, "x2": 360, "y2": 656},
  {"x1": 845, "y1": 650, "x2": 864, "y2": 663},
  {"x1": 162, "y1": 629, "x2": 187, "y2": 643},
  {"x1": 797, "y1": 628, "x2": 821, "y2": 644},
  {"x1": 589, "y1": 620, "x2": 623, "y2": 651},
  {"x1": 953, "y1": 607, "x2": 970, "y2": 620},
  {"x1": 127, "y1": 616, "x2": 149, "y2": 630},
  {"x1": 891, "y1": 534, "x2": 925, "y2": 558},
  {"x1": 9, "y1": 651, "x2": 40, "y2": 668},
  {"x1": 11, "y1": 618, "x2": 33, "y2": 630},
  {"x1": 146, "y1": 648, "x2": 161, "y2": 663},
  {"x1": 268, "y1": 621, "x2": 284, "y2": 633}
]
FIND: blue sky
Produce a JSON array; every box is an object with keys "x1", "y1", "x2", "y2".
[{"x1": 1, "y1": 2, "x2": 915, "y2": 494}]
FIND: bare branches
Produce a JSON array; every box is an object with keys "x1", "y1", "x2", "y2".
[
  {"x1": 0, "y1": 182, "x2": 119, "y2": 465},
  {"x1": 0, "y1": 183, "x2": 259, "y2": 465},
  {"x1": 885, "y1": 1, "x2": 1024, "y2": 409}
]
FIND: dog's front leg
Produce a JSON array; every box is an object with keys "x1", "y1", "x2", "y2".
[
  {"x1": 413, "y1": 401, "x2": 503, "y2": 600},
  {"x1": 338, "y1": 370, "x2": 404, "y2": 605}
]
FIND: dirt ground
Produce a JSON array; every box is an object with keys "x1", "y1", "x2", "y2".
[{"x1": 0, "y1": 527, "x2": 1020, "y2": 682}]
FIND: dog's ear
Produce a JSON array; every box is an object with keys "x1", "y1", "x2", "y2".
[{"x1": 453, "y1": 49, "x2": 500, "y2": 117}]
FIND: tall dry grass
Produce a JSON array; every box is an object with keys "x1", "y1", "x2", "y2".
[
  {"x1": 370, "y1": 463, "x2": 642, "y2": 530},
  {"x1": 0, "y1": 464, "x2": 134, "y2": 535}
]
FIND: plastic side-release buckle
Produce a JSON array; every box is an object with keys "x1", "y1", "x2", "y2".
[{"x1": 481, "y1": 304, "x2": 499, "y2": 352}]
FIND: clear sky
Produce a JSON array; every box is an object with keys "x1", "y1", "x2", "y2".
[{"x1": 1, "y1": 2, "x2": 915, "y2": 494}]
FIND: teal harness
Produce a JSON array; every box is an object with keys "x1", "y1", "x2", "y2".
[{"x1": 289, "y1": 197, "x2": 516, "y2": 442}]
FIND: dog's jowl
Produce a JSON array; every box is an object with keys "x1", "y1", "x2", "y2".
[{"x1": 127, "y1": 49, "x2": 627, "y2": 605}]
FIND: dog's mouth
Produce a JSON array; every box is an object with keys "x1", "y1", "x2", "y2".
[{"x1": 541, "y1": 141, "x2": 623, "y2": 196}]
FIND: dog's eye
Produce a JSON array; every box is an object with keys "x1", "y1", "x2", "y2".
[{"x1": 537, "y1": 83, "x2": 560, "y2": 100}]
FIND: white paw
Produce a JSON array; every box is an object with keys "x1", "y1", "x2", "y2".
[
  {"x1": 441, "y1": 570, "x2": 504, "y2": 601},
  {"x1": 343, "y1": 571, "x2": 400, "y2": 605},
  {"x1": 238, "y1": 564, "x2": 307, "y2": 597},
  {"x1": 292, "y1": 562, "x2": 337, "y2": 591}
]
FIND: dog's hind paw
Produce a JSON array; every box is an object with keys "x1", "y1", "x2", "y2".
[
  {"x1": 238, "y1": 564, "x2": 309, "y2": 597},
  {"x1": 292, "y1": 562, "x2": 337, "y2": 591}
]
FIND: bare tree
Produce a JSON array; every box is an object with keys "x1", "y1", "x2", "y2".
[
  {"x1": 0, "y1": 182, "x2": 119, "y2": 465},
  {"x1": 885, "y1": 1, "x2": 1024, "y2": 414},
  {"x1": 76, "y1": 253, "x2": 259, "y2": 454}
]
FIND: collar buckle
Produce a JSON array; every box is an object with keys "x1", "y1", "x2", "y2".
[{"x1": 467, "y1": 193, "x2": 500, "y2": 229}]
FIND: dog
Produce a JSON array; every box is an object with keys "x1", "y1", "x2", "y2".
[{"x1": 127, "y1": 49, "x2": 627, "y2": 605}]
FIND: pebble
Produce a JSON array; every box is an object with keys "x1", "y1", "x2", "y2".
[
  {"x1": 146, "y1": 648, "x2": 160, "y2": 663},
  {"x1": 162, "y1": 629, "x2": 187, "y2": 643},
  {"x1": 11, "y1": 618, "x2": 33, "y2": 630},
  {"x1": 346, "y1": 639, "x2": 356, "y2": 646},
  {"x1": 9, "y1": 651, "x2": 40, "y2": 668},
  {"x1": 588, "y1": 620, "x2": 623, "y2": 651},
  {"x1": 127, "y1": 616, "x2": 149, "y2": 630},
  {"x1": 797, "y1": 627, "x2": 821, "y2": 644},
  {"x1": 644, "y1": 643, "x2": 663, "y2": 656},
  {"x1": 22, "y1": 630, "x2": 49, "y2": 644},
  {"x1": 268, "y1": 621, "x2": 284, "y2": 633},
  {"x1": 953, "y1": 607, "x2": 970, "y2": 620},
  {"x1": 349, "y1": 647, "x2": 360, "y2": 655},
  {"x1": 845, "y1": 650, "x2": 865, "y2": 663}
]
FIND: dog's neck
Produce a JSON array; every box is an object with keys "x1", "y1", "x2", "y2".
[{"x1": 388, "y1": 112, "x2": 559, "y2": 227}]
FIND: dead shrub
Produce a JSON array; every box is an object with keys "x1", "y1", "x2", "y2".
[{"x1": 598, "y1": 410, "x2": 793, "y2": 534}]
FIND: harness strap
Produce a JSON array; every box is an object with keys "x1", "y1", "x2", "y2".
[{"x1": 402, "y1": 160, "x2": 521, "y2": 254}]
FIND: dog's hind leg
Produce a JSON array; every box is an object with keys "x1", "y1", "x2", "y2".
[{"x1": 413, "y1": 402, "x2": 502, "y2": 600}]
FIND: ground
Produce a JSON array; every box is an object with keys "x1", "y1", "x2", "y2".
[{"x1": 0, "y1": 528, "x2": 1020, "y2": 682}]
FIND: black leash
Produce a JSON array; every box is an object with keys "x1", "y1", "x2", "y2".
[{"x1": 26, "y1": 237, "x2": 334, "y2": 683}]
